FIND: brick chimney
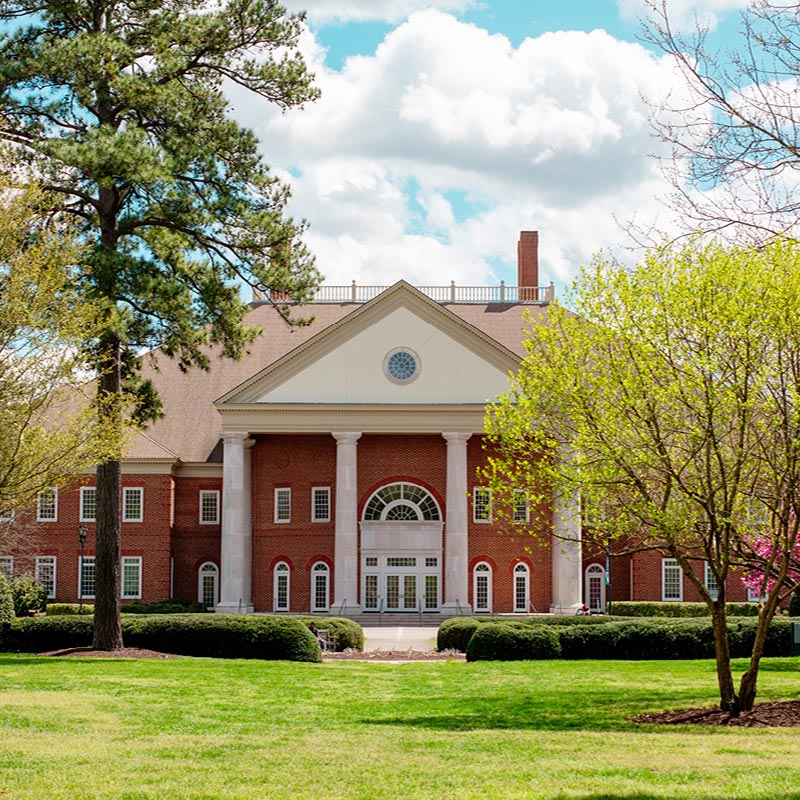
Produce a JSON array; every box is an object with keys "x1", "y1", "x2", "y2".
[{"x1": 517, "y1": 230, "x2": 539, "y2": 288}]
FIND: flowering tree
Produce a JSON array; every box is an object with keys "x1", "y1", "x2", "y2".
[{"x1": 484, "y1": 239, "x2": 800, "y2": 714}]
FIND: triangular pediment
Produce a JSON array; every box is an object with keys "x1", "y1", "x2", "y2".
[{"x1": 217, "y1": 281, "x2": 521, "y2": 406}]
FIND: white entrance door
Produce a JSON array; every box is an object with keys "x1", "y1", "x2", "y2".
[
  {"x1": 386, "y1": 574, "x2": 417, "y2": 611},
  {"x1": 585, "y1": 563, "x2": 606, "y2": 613}
]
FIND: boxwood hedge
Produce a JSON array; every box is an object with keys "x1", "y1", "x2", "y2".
[
  {"x1": 442, "y1": 615, "x2": 796, "y2": 660},
  {"x1": 0, "y1": 614, "x2": 325, "y2": 662},
  {"x1": 296, "y1": 617, "x2": 364, "y2": 651},
  {"x1": 611, "y1": 601, "x2": 761, "y2": 617}
]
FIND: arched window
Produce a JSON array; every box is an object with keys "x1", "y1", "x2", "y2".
[
  {"x1": 585, "y1": 563, "x2": 606, "y2": 613},
  {"x1": 198, "y1": 562, "x2": 219, "y2": 610},
  {"x1": 513, "y1": 562, "x2": 530, "y2": 613},
  {"x1": 473, "y1": 562, "x2": 492, "y2": 613},
  {"x1": 274, "y1": 561, "x2": 290, "y2": 612},
  {"x1": 311, "y1": 561, "x2": 330, "y2": 612},
  {"x1": 363, "y1": 483, "x2": 441, "y2": 521}
]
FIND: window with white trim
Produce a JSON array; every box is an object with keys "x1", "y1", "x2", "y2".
[
  {"x1": 121, "y1": 556, "x2": 142, "y2": 599},
  {"x1": 747, "y1": 586, "x2": 760, "y2": 603},
  {"x1": 0, "y1": 509, "x2": 14, "y2": 522},
  {"x1": 704, "y1": 561, "x2": 719, "y2": 601},
  {"x1": 198, "y1": 562, "x2": 219, "y2": 609},
  {"x1": 79, "y1": 555, "x2": 96, "y2": 599},
  {"x1": 311, "y1": 561, "x2": 330, "y2": 612},
  {"x1": 662, "y1": 558, "x2": 683, "y2": 601},
  {"x1": 80, "y1": 487, "x2": 97, "y2": 522},
  {"x1": 199, "y1": 490, "x2": 220, "y2": 525},
  {"x1": 514, "y1": 563, "x2": 530, "y2": 612},
  {"x1": 311, "y1": 487, "x2": 331, "y2": 522},
  {"x1": 513, "y1": 490, "x2": 529, "y2": 523},
  {"x1": 473, "y1": 487, "x2": 492, "y2": 523},
  {"x1": 123, "y1": 487, "x2": 143, "y2": 522},
  {"x1": 275, "y1": 488, "x2": 291, "y2": 523},
  {"x1": 274, "y1": 561, "x2": 290, "y2": 611},
  {"x1": 0, "y1": 556, "x2": 12, "y2": 579},
  {"x1": 35, "y1": 556, "x2": 56, "y2": 598},
  {"x1": 37, "y1": 489, "x2": 57, "y2": 522},
  {"x1": 473, "y1": 562, "x2": 492, "y2": 613}
]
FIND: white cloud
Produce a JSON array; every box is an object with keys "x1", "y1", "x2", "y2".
[
  {"x1": 281, "y1": 0, "x2": 477, "y2": 24},
  {"x1": 618, "y1": 0, "x2": 750, "y2": 31},
  {"x1": 231, "y1": 10, "x2": 695, "y2": 291}
]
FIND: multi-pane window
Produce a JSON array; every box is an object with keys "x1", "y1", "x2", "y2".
[
  {"x1": 80, "y1": 487, "x2": 97, "y2": 522},
  {"x1": 311, "y1": 487, "x2": 331, "y2": 522},
  {"x1": 123, "y1": 488, "x2": 143, "y2": 522},
  {"x1": 198, "y1": 562, "x2": 219, "y2": 609},
  {"x1": 513, "y1": 490, "x2": 529, "y2": 523},
  {"x1": 662, "y1": 557, "x2": 683, "y2": 601},
  {"x1": 473, "y1": 488, "x2": 492, "y2": 522},
  {"x1": 0, "y1": 556, "x2": 12, "y2": 579},
  {"x1": 514, "y1": 563, "x2": 530, "y2": 612},
  {"x1": 704, "y1": 562, "x2": 719, "y2": 601},
  {"x1": 275, "y1": 488, "x2": 291, "y2": 523},
  {"x1": 474, "y1": 562, "x2": 492, "y2": 612},
  {"x1": 121, "y1": 556, "x2": 142, "y2": 599},
  {"x1": 35, "y1": 556, "x2": 56, "y2": 599},
  {"x1": 274, "y1": 562, "x2": 290, "y2": 610},
  {"x1": 311, "y1": 562, "x2": 329, "y2": 612},
  {"x1": 37, "y1": 489, "x2": 58, "y2": 522},
  {"x1": 199, "y1": 490, "x2": 220, "y2": 525},
  {"x1": 79, "y1": 556, "x2": 96, "y2": 599},
  {"x1": 363, "y1": 483, "x2": 441, "y2": 521}
]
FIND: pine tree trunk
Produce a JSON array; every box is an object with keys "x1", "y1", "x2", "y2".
[{"x1": 92, "y1": 331, "x2": 123, "y2": 651}]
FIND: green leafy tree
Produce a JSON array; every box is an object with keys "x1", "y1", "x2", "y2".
[
  {"x1": 0, "y1": 1, "x2": 320, "y2": 649},
  {"x1": 484, "y1": 240, "x2": 800, "y2": 714},
  {"x1": 0, "y1": 179, "x2": 118, "y2": 532}
]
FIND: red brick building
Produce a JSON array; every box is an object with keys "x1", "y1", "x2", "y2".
[{"x1": 0, "y1": 232, "x2": 752, "y2": 615}]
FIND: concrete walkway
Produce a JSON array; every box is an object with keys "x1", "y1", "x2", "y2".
[{"x1": 362, "y1": 626, "x2": 439, "y2": 652}]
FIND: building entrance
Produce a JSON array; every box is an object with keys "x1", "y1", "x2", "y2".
[{"x1": 362, "y1": 555, "x2": 440, "y2": 612}]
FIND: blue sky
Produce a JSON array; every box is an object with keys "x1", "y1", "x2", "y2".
[{"x1": 231, "y1": 0, "x2": 752, "y2": 292}]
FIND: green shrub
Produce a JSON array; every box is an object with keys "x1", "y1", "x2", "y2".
[
  {"x1": 121, "y1": 601, "x2": 188, "y2": 615},
  {"x1": 0, "y1": 615, "x2": 93, "y2": 652},
  {"x1": 46, "y1": 603, "x2": 94, "y2": 616},
  {"x1": 437, "y1": 618, "x2": 482, "y2": 652},
  {"x1": 11, "y1": 574, "x2": 47, "y2": 616},
  {"x1": 296, "y1": 617, "x2": 364, "y2": 651},
  {"x1": 611, "y1": 601, "x2": 760, "y2": 618},
  {"x1": 122, "y1": 614, "x2": 322, "y2": 662},
  {"x1": 0, "y1": 573, "x2": 14, "y2": 621},
  {"x1": 466, "y1": 623, "x2": 561, "y2": 662},
  {"x1": 790, "y1": 592, "x2": 800, "y2": 617}
]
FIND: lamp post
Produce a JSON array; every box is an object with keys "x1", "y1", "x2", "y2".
[{"x1": 78, "y1": 524, "x2": 88, "y2": 614}]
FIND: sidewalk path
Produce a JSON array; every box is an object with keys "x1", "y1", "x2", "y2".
[{"x1": 361, "y1": 626, "x2": 439, "y2": 652}]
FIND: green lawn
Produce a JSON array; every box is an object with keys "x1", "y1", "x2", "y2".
[{"x1": 0, "y1": 654, "x2": 798, "y2": 799}]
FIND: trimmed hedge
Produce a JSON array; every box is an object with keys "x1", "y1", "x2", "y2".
[
  {"x1": 446, "y1": 615, "x2": 797, "y2": 661},
  {"x1": 46, "y1": 603, "x2": 94, "y2": 616},
  {"x1": 611, "y1": 601, "x2": 760, "y2": 618},
  {"x1": 295, "y1": 617, "x2": 364, "y2": 652},
  {"x1": 0, "y1": 614, "x2": 322, "y2": 662},
  {"x1": 466, "y1": 623, "x2": 561, "y2": 662}
]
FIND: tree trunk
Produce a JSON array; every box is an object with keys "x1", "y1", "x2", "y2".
[
  {"x1": 92, "y1": 331, "x2": 123, "y2": 651},
  {"x1": 710, "y1": 597, "x2": 739, "y2": 714},
  {"x1": 738, "y1": 600, "x2": 777, "y2": 712}
]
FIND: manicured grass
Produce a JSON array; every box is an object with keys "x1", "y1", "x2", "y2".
[{"x1": 0, "y1": 655, "x2": 799, "y2": 799}]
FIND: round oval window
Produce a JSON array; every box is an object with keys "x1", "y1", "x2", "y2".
[{"x1": 385, "y1": 348, "x2": 419, "y2": 384}]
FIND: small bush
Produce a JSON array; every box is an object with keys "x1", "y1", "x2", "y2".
[
  {"x1": 11, "y1": 574, "x2": 47, "y2": 617},
  {"x1": 296, "y1": 617, "x2": 364, "y2": 651},
  {"x1": 437, "y1": 618, "x2": 481, "y2": 652},
  {"x1": 0, "y1": 615, "x2": 93, "y2": 652},
  {"x1": 466, "y1": 623, "x2": 561, "y2": 662},
  {"x1": 0, "y1": 573, "x2": 14, "y2": 621},
  {"x1": 46, "y1": 603, "x2": 94, "y2": 616}
]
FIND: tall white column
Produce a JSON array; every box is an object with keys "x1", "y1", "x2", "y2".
[
  {"x1": 217, "y1": 431, "x2": 254, "y2": 613},
  {"x1": 442, "y1": 432, "x2": 472, "y2": 614},
  {"x1": 550, "y1": 488, "x2": 582, "y2": 614},
  {"x1": 332, "y1": 432, "x2": 361, "y2": 615}
]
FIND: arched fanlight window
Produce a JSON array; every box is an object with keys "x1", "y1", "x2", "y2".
[
  {"x1": 198, "y1": 562, "x2": 219, "y2": 610},
  {"x1": 473, "y1": 561, "x2": 492, "y2": 613},
  {"x1": 513, "y1": 562, "x2": 530, "y2": 613},
  {"x1": 363, "y1": 483, "x2": 441, "y2": 521},
  {"x1": 274, "y1": 561, "x2": 290, "y2": 612},
  {"x1": 311, "y1": 561, "x2": 330, "y2": 612}
]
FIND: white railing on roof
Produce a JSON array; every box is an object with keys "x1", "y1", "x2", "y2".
[{"x1": 257, "y1": 280, "x2": 555, "y2": 305}]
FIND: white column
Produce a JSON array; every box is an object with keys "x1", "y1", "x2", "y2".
[
  {"x1": 442, "y1": 432, "x2": 472, "y2": 614},
  {"x1": 217, "y1": 431, "x2": 254, "y2": 613},
  {"x1": 550, "y1": 488, "x2": 582, "y2": 614},
  {"x1": 332, "y1": 432, "x2": 361, "y2": 615}
]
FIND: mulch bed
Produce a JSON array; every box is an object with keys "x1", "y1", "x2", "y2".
[
  {"x1": 631, "y1": 699, "x2": 800, "y2": 727},
  {"x1": 40, "y1": 647, "x2": 177, "y2": 659}
]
